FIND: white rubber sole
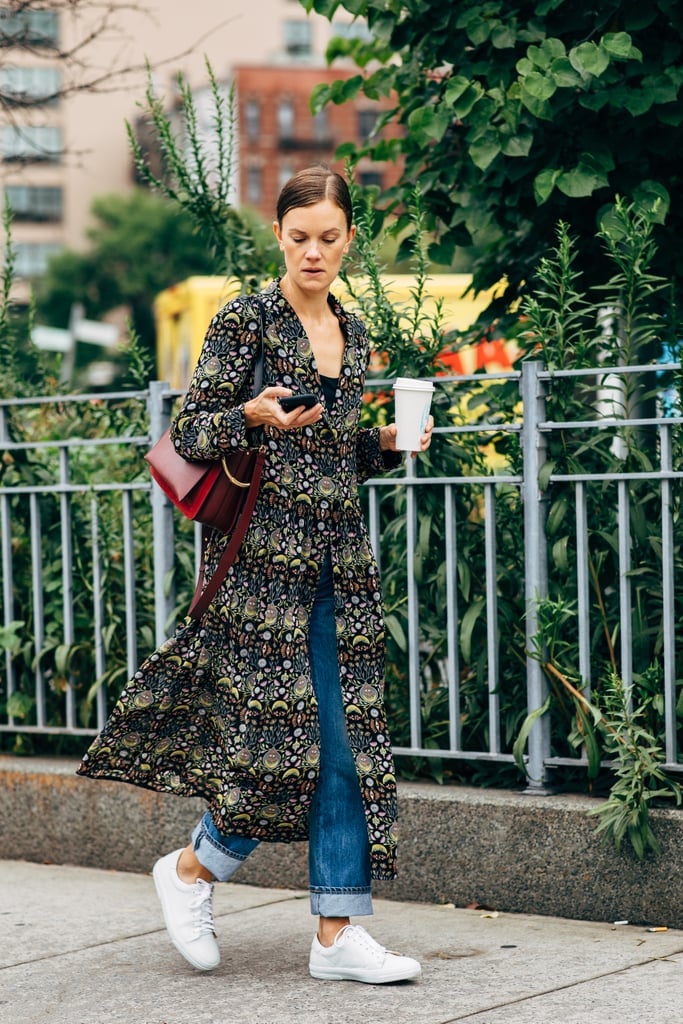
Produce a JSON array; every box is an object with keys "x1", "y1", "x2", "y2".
[{"x1": 309, "y1": 961, "x2": 422, "y2": 983}]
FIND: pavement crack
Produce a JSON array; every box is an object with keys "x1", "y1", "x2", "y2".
[{"x1": 433, "y1": 951, "x2": 683, "y2": 1023}]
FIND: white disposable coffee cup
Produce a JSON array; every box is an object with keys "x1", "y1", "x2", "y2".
[{"x1": 393, "y1": 377, "x2": 435, "y2": 451}]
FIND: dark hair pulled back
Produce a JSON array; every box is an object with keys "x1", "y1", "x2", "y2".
[{"x1": 276, "y1": 165, "x2": 353, "y2": 230}]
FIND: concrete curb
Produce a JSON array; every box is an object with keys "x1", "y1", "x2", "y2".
[{"x1": 3, "y1": 755, "x2": 682, "y2": 928}]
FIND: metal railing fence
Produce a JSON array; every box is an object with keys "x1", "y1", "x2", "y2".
[{"x1": 1, "y1": 362, "x2": 681, "y2": 786}]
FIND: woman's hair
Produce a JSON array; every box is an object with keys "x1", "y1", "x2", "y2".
[{"x1": 276, "y1": 165, "x2": 353, "y2": 229}]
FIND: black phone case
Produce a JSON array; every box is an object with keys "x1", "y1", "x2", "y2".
[{"x1": 278, "y1": 394, "x2": 319, "y2": 411}]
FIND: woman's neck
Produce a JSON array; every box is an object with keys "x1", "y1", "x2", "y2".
[{"x1": 279, "y1": 275, "x2": 331, "y2": 322}]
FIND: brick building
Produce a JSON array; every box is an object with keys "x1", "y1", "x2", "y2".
[{"x1": 234, "y1": 64, "x2": 401, "y2": 219}]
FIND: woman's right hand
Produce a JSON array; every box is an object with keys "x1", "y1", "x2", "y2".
[{"x1": 244, "y1": 386, "x2": 323, "y2": 430}]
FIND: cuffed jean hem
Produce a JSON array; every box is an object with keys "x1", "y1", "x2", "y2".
[
  {"x1": 309, "y1": 888, "x2": 373, "y2": 917},
  {"x1": 191, "y1": 814, "x2": 259, "y2": 883}
]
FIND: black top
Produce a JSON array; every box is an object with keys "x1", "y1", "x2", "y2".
[{"x1": 319, "y1": 374, "x2": 339, "y2": 411}]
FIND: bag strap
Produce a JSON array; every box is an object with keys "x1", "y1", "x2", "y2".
[
  {"x1": 188, "y1": 447, "x2": 266, "y2": 619},
  {"x1": 187, "y1": 298, "x2": 266, "y2": 621}
]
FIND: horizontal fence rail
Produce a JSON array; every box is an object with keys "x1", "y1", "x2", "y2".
[{"x1": 1, "y1": 362, "x2": 681, "y2": 786}]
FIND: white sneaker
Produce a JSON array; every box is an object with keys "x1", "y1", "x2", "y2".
[
  {"x1": 152, "y1": 849, "x2": 220, "y2": 971},
  {"x1": 309, "y1": 924, "x2": 421, "y2": 983}
]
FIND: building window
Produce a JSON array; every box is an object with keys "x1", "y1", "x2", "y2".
[
  {"x1": 357, "y1": 109, "x2": 378, "y2": 141},
  {"x1": 331, "y1": 20, "x2": 373, "y2": 43},
  {"x1": 277, "y1": 98, "x2": 295, "y2": 142},
  {"x1": 5, "y1": 185, "x2": 63, "y2": 221},
  {"x1": 283, "y1": 19, "x2": 312, "y2": 57},
  {"x1": 1, "y1": 125, "x2": 62, "y2": 162},
  {"x1": 244, "y1": 97, "x2": 261, "y2": 142},
  {"x1": 12, "y1": 242, "x2": 62, "y2": 278},
  {"x1": 278, "y1": 163, "x2": 296, "y2": 193},
  {"x1": 0, "y1": 66, "x2": 61, "y2": 106},
  {"x1": 358, "y1": 170, "x2": 383, "y2": 189},
  {"x1": 246, "y1": 165, "x2": 262, "y2": 205},
  {"x1": 0, "y1": 8, "x2": 59, "y2": 48},
  {"x1": 312, "y1": 108, "x2": 329, "y2": 144}
]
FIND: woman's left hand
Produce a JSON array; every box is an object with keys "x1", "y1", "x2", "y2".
[{"x1": 379, "y1": 416, "x2": 434, "y2": 458}]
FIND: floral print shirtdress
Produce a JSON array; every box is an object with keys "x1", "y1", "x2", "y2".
[{"x1": 78, "y1": 280, "x2": 402, "y2": 881}]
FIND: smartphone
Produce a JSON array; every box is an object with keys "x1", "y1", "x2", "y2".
[{"x1": 278, "y1": 393, "x2": 320, "y2": 412}]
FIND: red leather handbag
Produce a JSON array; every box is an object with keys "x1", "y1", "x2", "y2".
[{"x1": 145, "y1": 430, "x2": 263, "y2": 535}]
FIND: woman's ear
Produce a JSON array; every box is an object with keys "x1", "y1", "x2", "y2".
[
  {"x1": 344, "y1": 224, "x2": 357, "y2": 252},
  {"x1": 273, "y1": 220, "x2": 284, "y2": 250}
]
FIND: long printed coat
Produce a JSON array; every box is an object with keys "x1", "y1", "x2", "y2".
[{"x1": 78, "y1": 281, "x2": 402, "y2": 880}]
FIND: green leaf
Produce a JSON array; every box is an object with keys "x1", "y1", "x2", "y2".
[
  {"x1": 546, "y1": 495, "x2": 568, "y2": 535},
  {"x1": 512, "y1": 695, "x2": 552, "y2": 775},
  {"x1": 520, "y1": 91, "x2": 552, "y2": 120},
  {"x1": 557, "y1": 163, "x2": 609, "y2": 198},
  {"x1": 0, "y1": 620, "x2": 24, "y2": 653},
  {"x1": 336, "y1": 141, "x2": 357, "y2": 159},
  {"x1": 384, "y1": 613, "x2": 407, "y2": 652},
  {"x1": 460, "y1": 598, "x2": 485, "y2": 663},
  {"x1": 527, "y1": 38, "x2": 566, "y2": 68},
  {"x1": 569, "y1": 41, "x2": 610, "y2": 78},
  {"x1": 444, "y1": 78, "x2": 484, "y2": 118},
  {"x1": 550, "y1": 56, "x2": 583, "y2": 88},
  {"x1": 551, "y1": 535, "x2": 569, "y2": 570},
  {"x1": 522, "y1": 71, "x2": 557, "y2": 101},
  {"x1": 643, "y1": 70, "x2": 680, "y2": 105},
  {"x1": 538, "y1": 458, "x2": 556, "y2": 490},
  {"x1": 464, "y1": 14, "x2": 491, "y2": 46},
  {"x1": 601, "y1": 31, "x2": 636, "y2": 60},
  {"x1": 491, "y1": 24, "x2": 517, "y2": 49},
  {"x1": 408, "y1": 106, "x2": 451, "y2": 143},
  {"x1": 469, "y1": 135, "x2": 501, "y2": 171},
  {"x1": 632, "y1": 181, "x2": 670, "y2": 223},
  {"x1": 55, "y1": 643, "x2": 73, "y2": 675},
  {"x1": 574, "y1": 701, "x2": 602, "y2": 778},
  {"x1": 534, "y1": 167, "x2": 560, "y2": 204},
  {"x1": 620, "y1": 88, "x2": 654, "y2": 116},
  {"x1": 6, "y1": 691, "x2": 34, "y2": 720},
  {"x1": 500, "y1": 130, "x2": 533, "y2": 158},
  {"x1": 579, "y1": 91, "x2": 610, "y2": 112}
]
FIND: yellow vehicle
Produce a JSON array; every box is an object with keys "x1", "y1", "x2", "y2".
[{"x1": 154, "y1": 274, "x2": 512, "y2": 390}]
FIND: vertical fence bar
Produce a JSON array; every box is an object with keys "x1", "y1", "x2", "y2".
[
  {"x1": 90, "y1": 496, "x2": 108, "y2": 729},
  {"x1": 122, "y1": 490, "x2": 138, "y2": 676},
  {"x1": 367, "y1": 484, "x2": 382, "y2": 578},
  {"x1": 148, "y1": 382, "x2": 177, "y2": 646},
  {"x1": 444, "y1": 484, "x2": 461, "y2": 750},
  {"x1": 30, "y1": 493, "x2": 46, "y2": 728},
  {"x1": 0, "y1": 405, "x2": 16, "y2": 717},
  {"x1": 660, "y1": 424, "x2": 677, "y2": 763},
  {"x1": 520, "y1": 361, "x2": 551, "y2": 790},
  {"x1": 405, "y1": 458, "x2": 422, "y2": 750},
  {"x1": 575, "y1": 481, "x2": 592, "y2": 697},
  {"x1": 59, "y1": 447, "x2": 76, "y2": 730},
  {"x1": 484, "y1": 483, "x2": 500, "y2": 753},
  {"x1": 617, "y1": 479, "x2": 633, "y2": 699}
]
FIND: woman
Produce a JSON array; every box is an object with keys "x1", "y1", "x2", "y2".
[{"x1": 78, "y1": 166, "x2": 433, "y2": 984}]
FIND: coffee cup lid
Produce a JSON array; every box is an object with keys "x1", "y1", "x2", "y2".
[{"x1": 393, "y1": 377, "x2": 435, "y2": 392}]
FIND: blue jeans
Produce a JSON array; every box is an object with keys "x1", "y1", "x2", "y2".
[{"x1": 191, "y1": 553, "x2": 373, "y2": 917}]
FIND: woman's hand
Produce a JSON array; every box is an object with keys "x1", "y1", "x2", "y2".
[
  {"x1": 379, "y1": 416, "x2": 434, "y2": 458},
  {"x1": 244, "y1": 386, "x2": 323, "y2": 430}
]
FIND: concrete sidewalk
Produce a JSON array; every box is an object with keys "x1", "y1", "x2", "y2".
[{"x1": 1, "y1": 860, "x2": 681, "y2": 1024}]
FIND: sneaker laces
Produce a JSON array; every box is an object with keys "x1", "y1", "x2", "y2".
[
  {"x1": 336, "y1": 925, "x2": 386, "y2": 960},
  {"x1": 337, "y1": 925, "x2": 403, "y2": 959},
  {"x1": 189, "y1": 878, "x2": 215, "y2": 938}
]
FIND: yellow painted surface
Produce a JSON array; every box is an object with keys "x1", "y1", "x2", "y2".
[{"x1": 154, "y1": 274, "x2": 506, "y2": 390}]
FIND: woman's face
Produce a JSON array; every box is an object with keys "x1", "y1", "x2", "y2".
[{"x1": 273, "y1": 198, "x2": 355, "y2": 297}]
